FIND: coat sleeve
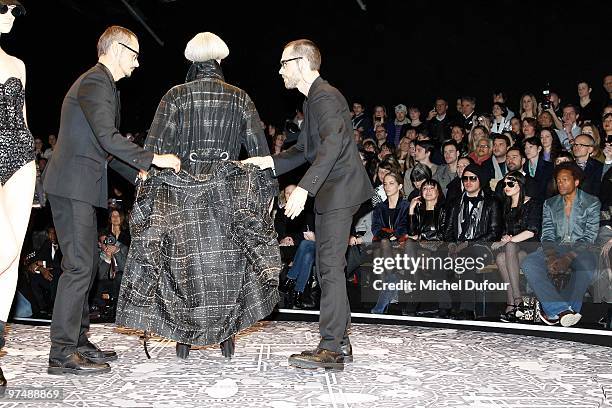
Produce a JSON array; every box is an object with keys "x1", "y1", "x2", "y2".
[
  {"x1": 272, "y1": 132, "x2": 308, "y2": 176},
  {"x1": 296, "y1": 93, "x2": 346, "y2": 196},
  {"x1": 241, "y1": 95, "x2": 271, "y2": 157},
  {"x1": 77, "y1": 71, "x2": 153, "y2": 170},
  {"x1": 578, "y1": 197, "x2": 601, "y2": 244},
  {"x1": 371, "y1": 203, "x2": 383, "y2": 239},
  {"x1": 144, "y1": 91, "x2": 180, "y2": 155},
  {"x1": 540, "y1": 199, "x2": 555, "y2": 242}
]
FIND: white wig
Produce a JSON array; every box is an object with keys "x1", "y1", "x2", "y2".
[{"x1": 184, "y1": 32, "x2": 229, "y2": 62}]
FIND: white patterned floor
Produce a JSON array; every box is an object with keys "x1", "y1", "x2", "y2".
[{"x1": 0, "y1": 321, "x2": 611, "y2": 407}]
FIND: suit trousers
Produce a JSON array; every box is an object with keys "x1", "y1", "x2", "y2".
[
  {"x1": 48, "y1": 194, "x2": 98, "y2": 358},
  {"x1": 316, "y1": 204, "x2": 360, "y2": 353}
]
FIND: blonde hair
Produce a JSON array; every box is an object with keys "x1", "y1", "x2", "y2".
[
  {"x1": 97, "y1": 26, "x2": 137, "y2": 57},
  {"x1": 184, "y1": 32, "x2": 229, "y2": 62}
]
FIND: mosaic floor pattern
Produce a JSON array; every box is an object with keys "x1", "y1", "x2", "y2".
[{"x1": 0, "y1": 321, "x2": 611, "y2": 407}]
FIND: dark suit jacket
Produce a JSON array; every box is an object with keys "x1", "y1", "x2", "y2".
[
  {"x1": 34, "y1": 239, "x2": 62, "y2": 271},
  {"x1": 273, "y1": 77, "x2": 373, "y2": 213},
  {"x1": 523, "y1": 158, "x2": 553, "y2": 199},
  {"x1": 43, "y1": 63, "x2": 154, "y2": 208},
  {"x1": 580, "y1": 158, "x2": 603, "y2": 197}
]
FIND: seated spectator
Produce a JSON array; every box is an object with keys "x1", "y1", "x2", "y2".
[
  {"x1": 435, "y1": 140, "x2": 460, "y2": 194},
  {"x1": 387, "y1": 104, "x2": 409, "y2": 146},
  {"x1": 482, "y1": 134, "x2": 511, "y2": 186},
  {"x1": 521, "y1": 163, "x2": 600, "y2": 327},
  {"x1": 406, "y1": 163, "x2": 432, "y2": 201},
  {"x1": 395, "y1": 136, "x2": 414, "y2": 173},
  {"x1": 360, "y1": 149, "x2": 379, "y2": 185},
  {"x1": 362, "y1": 138, "x2": 379, "y2": 156},
  {"x1": 468, "y1": 136, "x2": 492, "y2": 166},
  {"x1": 443, "y1": 163, "x2": 501, "y2": 320},
  {"x1": 426, "y1": 97, "x2": 453, "y2": 144},
  {"x1": 577, "y1": 80, "x2": 599, "y2": 125},
  {"x1": 545, "y1": 151, "x2": 576, "y2": 197},
  {"x1": 107, "y1": 209, "x2": 131, "y2": 246},
  {"x1": 492, "y1": 90, "x2": 515, "y2": 120},
  {"x1": 92, "y1": 231, "x2": 129, "y2": 319},
  {"x1": 468, "y1": 125, "x2": 489, "y2": 155},
  {"x1": 407, "y1": 106, "x2": 426, "y2": 134},
  {"x1": 492, "y1": 171, "x2": 542, "y2": 323},
  {"x1": 274, "y1": 185, "x2": 315, "y2": 264},
  {"x1": 509, "y1": 116, "x2": 523, "y2": 144},
  {"x1": 555, "y1": 104, "x2": 582, "y2": 150},
  {"x1": 374, "y1": 123, "x2": 388, "y2": 148},
  {"x1": 278, "y1": 227, "x2": 318, "y2": 309},
  {"x1": 407, "y1": 179, "x2": 451, "y2": 317},
  {"x1": 450, "y1": 124, "x2": 469, "y2": 156},
  {"x1": 519, "y1": 93, "x2": 538, "y2": 120},
  {"x1": 353, "y1": 129, "x2": 363, "y2": 146},
  {"x1": 446, "y1": 156, "x2": 474, "y2": 205},
  {"x1": 572, "y1": 133, "x2": 603, "y2": 196},
  {"x1": 403, "y1": 140, "x2": 439, "y2": 197},
  {"x1": 540, "y1": 127, "x2": 563, "y2": 163},
  {"x1": 491, "y1": 102, "x2": 511, "y2": 134},
  {"x1": 42, "y1": 133, "x2": 56, "y2": 160},
  {"x1": 28, "y1": 226, "x2": 62, "y2": 316},
  {"x1": 538, "y1": 111, "x2": 556, "y2": 130},
  {"x1": 521, "y1": 117, "x2": 538, "y2": 142},
  {"x1": 523, "y1": 137, "x2": 553, "y2": 198},
  {"x1": 580, "y1": 123, "x2": 604, "y2": 162},
  {"x1": 371, "y1": 173, "x2": 409, "y2": 314},
  {"x1": 378, "y1": 142, "x2": 395, "y2": 161},
  {"x1": 352, "y1": 101, "x2": 371, "y2": 134},
  {"x1": 372, "y1": 156, "x2": 402, "y2": 207},
  {"x1": 459, "y1": 96, "x2": 477, "y2": 131}
]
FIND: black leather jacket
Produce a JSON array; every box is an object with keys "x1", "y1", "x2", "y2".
[
  {"x1": 443, "y1": 191, "x2": 501, "y2": 242},
  {"x1": 408, "y1": 204, "x2": 446, "y2": 241}
]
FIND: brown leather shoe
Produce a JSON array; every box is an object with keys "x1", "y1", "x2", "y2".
[
  {"x1": 48, "y1": 352, "x2": 111, "y2": 376},
  {"x1": 300, "y1": 343, "x2": 353, "y2": 363},
  {"x1": 78, "y1": 342, "x2": 117, "y2": 364},
  {"x1": 288, "y1": 348, "x2": 344, "y2": 370}
]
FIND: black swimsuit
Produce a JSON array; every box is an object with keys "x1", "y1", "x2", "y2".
[{"x1": 0, "y1": 77, "x2": 34, "y2": 185}]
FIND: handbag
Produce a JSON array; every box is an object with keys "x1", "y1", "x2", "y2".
[
  {"x1": 516, "y1": 295, "x2": 541, "y2": 323},
  {"x1": 345, "y1": 244, "x2": 365, "y2": 278}
]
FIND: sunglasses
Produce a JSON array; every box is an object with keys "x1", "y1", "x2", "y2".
[
  {"x1": 0, "y1": 4, "x2": 25, "y2": 17},
  {"x1": 461, "y1": 175, "x2": 478, "y2": 182},
  {"x1": 503, "y1": 177, "x2": 520, "y2": 188}
]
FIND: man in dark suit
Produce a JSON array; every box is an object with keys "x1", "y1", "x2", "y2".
[
  {"x1": 29, "y1": 226, "x2": 62, "y2": 316},
  {"x1": 244, "y1": 39, "x2": 373, "y2": 370},
  {"x1": 42, "y1": 26, "x2": 180, "y2": 375}
]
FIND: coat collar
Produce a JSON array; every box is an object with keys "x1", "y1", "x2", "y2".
[
  {"x1": 96, "y1": 63, "x2": 117, "y2": 90},
  {"x1": 306, "y1": 76, "x2": 324, "y2": 99},
  {"x1": 185, "y1": 60, "x2": 225, "y2": 83}
]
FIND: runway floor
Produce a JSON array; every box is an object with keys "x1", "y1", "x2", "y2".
[{"x1": 0, "y1": 321, "x2": 611, "y2": 407}]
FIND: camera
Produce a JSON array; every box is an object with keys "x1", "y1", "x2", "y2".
[
  {"x1": 542, "y1": 88, "x2": 551, "y2": 110},
  {"x1": 103, "y1": 235, "x2": 117, "y2": 246},
  {"x1": 108, "y1": 198, "x2": 122, "y2": 208},
  {"x1": 607, "y1": 135, "x2": 612, "y2": 145}
]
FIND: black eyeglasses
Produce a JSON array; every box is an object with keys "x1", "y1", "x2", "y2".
[
  {"x1": 280, "y1": 57, "x2": 303, "y2": 68},
  {"x1": 461, "y1": 175, "x2": 478, "y2": 182},
  {"x1": 0, "y1": 4, "x2": 25, "y2": 16},
  {"x1": 573, "y1": 143, "x2": 591, "y2": 148},
  {"x1": 118, "y1": 42, "x2": 139, "y2": 60}
]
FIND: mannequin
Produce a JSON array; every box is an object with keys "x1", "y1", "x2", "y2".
[{"x1": 0, "y1": 0, "x2": 34, "y2": 389}]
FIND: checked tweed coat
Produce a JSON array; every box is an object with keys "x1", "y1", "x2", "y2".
[{"x1": 116, "y1": 60, "x2": 280, "y2": 345}]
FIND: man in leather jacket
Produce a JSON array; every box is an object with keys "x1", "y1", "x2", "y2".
[{"x1": 443, "y1": 163, "x2": 501, "y2": 319}]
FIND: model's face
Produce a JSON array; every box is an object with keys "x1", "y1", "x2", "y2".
[
  {"x1": 577, "y1": 82, "x2": 591, "y2": 98},
  {"x1": 556, "y1": 169, "x2": 578, "y2": 196},
  {"x1": 117, "y1": 36, "x2": 140, "y2": 78},
  {"x1": 0, "y1": 5, "x2": 16, "y2": 34},
  {"x1": 279, "y1": 47, "x2": 302, "y2": 89}
]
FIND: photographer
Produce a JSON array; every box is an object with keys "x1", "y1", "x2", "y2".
[{"x1": 92, "y1": 231, "x2": 128, "y2": 319}]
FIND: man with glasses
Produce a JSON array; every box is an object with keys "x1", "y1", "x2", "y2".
[
  {"x1": 244, "y1": 39, "x2": 372, "y2": 370},
  {"x1": 443, "y1": 163, "x2": 501, "y2": 320},
  {"x1": 571, "y1": 134, "x2": 603, "y2": 196},
  {"x1": 43, "y1": 26, "x2": 180, "y2": 376}
]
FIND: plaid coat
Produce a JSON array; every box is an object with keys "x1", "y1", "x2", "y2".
[{"x1": 116, "y1": 61, "x2": 280, "y2": 345}]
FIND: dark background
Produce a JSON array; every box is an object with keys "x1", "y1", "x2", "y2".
[{"x1": 3, "y1": 0, "x2": 611, "y2": 138}]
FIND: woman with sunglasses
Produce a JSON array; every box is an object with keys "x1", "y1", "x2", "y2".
[
  {"x1": 492, "y1": 171, "x2": 543, "y2": 322},
  {"x1": 0, "y1": 0, "x2": 31, "y2": 388}
]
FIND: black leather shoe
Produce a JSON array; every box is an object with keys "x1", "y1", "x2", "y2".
[
  {"x1": 294, "y1": 292, "x2": 316, "y2": 309},
  {"x1": 301, "y1": 343, "x2": 353, "y2": 363},
  {"x1": 288, "y1": 348, "x2": 344, "y2": 371},
  {"x1": 220, "y1": 336, "x2": 235, "y2": 358},
  {"x1": 452, "y1": 309, "x2": 476, "y2": 321},
  {"x1": 48, "y1": 352, "x2": 111, "y2": 375},
  {"x1": 78, "y1": 342, "x2": 117, "y2": 363},
  {"x1": 176, "y1": 343, "x2": 190, "y2": 359},
  {"x1": 279, "y1": 277, "x2": 297, "y2": 295}
]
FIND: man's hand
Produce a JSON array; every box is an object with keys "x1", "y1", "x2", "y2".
[
  {"x1": 285, "y1": 186, "x2": 308, "y2": 219},
  {"x1": 138, "y1": 169, "x2": 148, "y2": 181},
  {"x1": 426, "y1": 109, "x2": 437, "y2": 121},
  {"x1": 303, "y1": 231, "x2": 315, "y2": 241},
  {"x1": 279, "y1": 237, "x2": 294, "y2": 247},
  {"x1": 604, "y1": 144, "x2": 612, "y2": 162},
  {"x1": 349, "y1": 236, "x2": 363, "y2": 246},
  {"x1": 104, "y1": 245, "x2": 119, "y2": 257},
  {"x1": 152, "y1": 154, "x2": 181, "y2": 172},
  {"x1": 241, "y1": 156, "x2": 274, "y2": 170}
]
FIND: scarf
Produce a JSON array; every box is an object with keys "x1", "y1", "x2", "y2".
[{"x1": 457, "y1": 191, "x2": 484, "y2": 241}]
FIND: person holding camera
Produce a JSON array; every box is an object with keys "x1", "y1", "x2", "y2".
[
  {"x1": 28, "y1": 226, "x2": 62, "y2": 317},
  {"x1": 93, "y1": 232, "x2": 128, "y2": 319}
]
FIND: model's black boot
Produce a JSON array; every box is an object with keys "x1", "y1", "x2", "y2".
[{"x1": 176, "y1": 342, "x2": 190, "y2": 359}]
